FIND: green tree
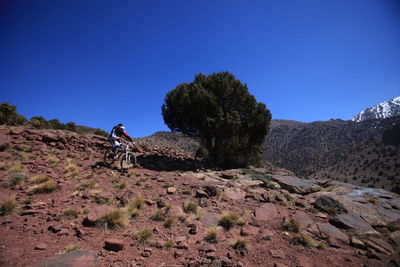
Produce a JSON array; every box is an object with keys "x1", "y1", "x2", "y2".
[
  {"x1": 162, "y1": 72, "x2": 271, "y2": 168},
  {"x1": 29, "y1": 116, "x2": 49, "y2": 129},
  {"x1": 48, "y1": 119, "x2": 65, "y2": 130},
  {"x1": 0, "y1": 102, "x2": 27, "y2": 125}
]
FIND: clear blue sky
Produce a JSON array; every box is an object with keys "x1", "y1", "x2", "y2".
[{"x1": 1, "y1": 0, "x2": 399, "y2": 137}]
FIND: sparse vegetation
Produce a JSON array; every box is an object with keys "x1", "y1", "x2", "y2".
[
  {"x1": 30, "y1": 175, "x2": 49, "y2": 184},
  {"x1": 291, "y1": 233, "x2": 313, "y2": 247},
  {"x1": 63, "y1": 243, "x2": 81, "y2": 253},
  {"x1": 76, "y1": 182, "x2": 95, "y2": 191},
  {"x1": 95, "y1": 209, "x2": 129, "y2": 230},
  {"x1": 136, "y1": 229, "x2": 153, "y2": 245},
  {"x1": 151, "y1": 208, "x2": 165, "y2": 221},
  {"x1": 28, "y1": 179, "x2": 57, "y2": 194},
  {"x1": 63, "y1": 208, "x2": 80, "y2": 219},
  {"x1": 2, "y1": 172, "x2": 27, "y2": 187},
  {"x1": 281, "y1": 218, "x2": 300, "y2": 233},
  {"x1": 230, "y1": 238, "x2": 248, "y2": 251},
  {"x1": 163, "y1": 217, "x2": 176, "y2": 228},
  {"x1": 183, "y1": 201, "x2": 198, "y2": 214},
  {"x1": 204, "y1": 228, "x2": 219, "y2": 244},
  {"x1": 219, "y1": 211, "x2": 240, "y2": 230},
  {"x1": 163, "y1": 240, "x2": 175, "y2": 249},
  {"x1": 0, "y1": 195, "x2": 18, "y2": 216}
]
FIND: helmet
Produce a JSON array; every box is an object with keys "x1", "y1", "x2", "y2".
[{"x1": 117, "y1": 123, "x2": 125, "y2": 129}]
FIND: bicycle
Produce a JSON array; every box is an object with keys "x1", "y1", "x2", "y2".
[{"x1": 103, "y1": 141, "x2": 137, "y2": 169}]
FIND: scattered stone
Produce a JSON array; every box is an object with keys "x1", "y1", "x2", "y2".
[
  {"x1": 174, "y1": 250, "x2": 183, "y2": 259},
  {"x1": 177, "y1": 241, "x2": 189, "y2": 250},
  {"x1": 204, "y1": 185, "x2": 218, "y2": 197},
  {"x1": 255, "y1": 203, "x2": 284, "y2": 222},
  {"x1": 269, "y1": 249, "x2": 285, "y2": 259},
  {"x1": 169, "y1": 206, "x2": 185, "y2": 218},
  {"x1": 34, "y1": 243, "x2": 48, "y2": 250},
  {"x1": 20, "y1": 209, "x2": 45, "y2": 216},
  {"x1": 200, "y1": 244, "x2": 216, "y2": 253},
  {"x1": 195, "y1": 189, "x2": 209, "y2": 198},
  {"x1": 32, "y1": 250, "x2": 98, "y2": 267},
  {"x1": 224, "y1": 187, "x2": 246, "y2": 201},
  {"x1": 167, "y1": 187, "x2": 176, "y2": 194},
  {"x1": 292, "y1": 211, "x2": 314, "y2": 229},
  {"x1": 104, "y1": 239, "x2": 124, "y2": 252},
  {"x1": 240, "y1": 225, "x2": 259, "y2": 236}
]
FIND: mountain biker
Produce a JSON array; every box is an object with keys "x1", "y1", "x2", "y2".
[{"x1": 108, "y1": 123, "x2": 133, "y2": 157}]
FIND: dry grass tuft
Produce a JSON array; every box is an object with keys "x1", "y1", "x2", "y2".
[
  {"x1": 219, "y1": 211, "x2": 240, "y2": 230},
  {"x1": 0, "y1": 195, "x2": 18, "y2": 216},
  {"x1": 28, "y1": 180, "x2": 57, "y2": 194},
  {"x1": 95, "y1": 208, "x2": 129, "y2": 230},
  {"x1": 136, "y1": 229, "x2": 153, "y2": 245}
]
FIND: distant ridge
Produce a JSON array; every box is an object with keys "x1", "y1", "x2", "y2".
[{"x1": 351, "y1": 96, "x2": 400, "y2": 122}]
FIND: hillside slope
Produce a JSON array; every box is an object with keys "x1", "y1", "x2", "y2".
[{"x1": 1, "y1": 126, "x2": 400, "y2": 266}]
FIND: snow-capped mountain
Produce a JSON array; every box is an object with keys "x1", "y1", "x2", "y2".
[{"x1": 351, "y1": 96, "x2": 400, "y2": 122}]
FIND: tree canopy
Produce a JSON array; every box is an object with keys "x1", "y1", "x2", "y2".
[{"x1": 162, "y1": 71, "x2": 271, "y2": 168}]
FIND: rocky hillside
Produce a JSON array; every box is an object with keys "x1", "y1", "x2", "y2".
[
  {"x1": 351, "y1": 96, "x2": 400, "y2": 122},
  {"x1": 262, "y1": 116, "x2": 400, "y2": 179},
  {"x1": 1, "y1": 126, "x2": 400, "y2": 266}
]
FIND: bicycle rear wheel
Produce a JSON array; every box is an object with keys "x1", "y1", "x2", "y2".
[
  {"x1": 104, "y1": 148, "x2": 116, "y2": 166},
  {"x1": 120, "y1": 152, "x2": 137, "y2": 169}
]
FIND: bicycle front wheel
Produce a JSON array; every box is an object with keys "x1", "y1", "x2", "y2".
[
  {"x1": 104, "y1": 148, "x2": 116, "y2": 166},
  {"x1": 120, "y1": 152, "x2": 137, "y2": 169}
]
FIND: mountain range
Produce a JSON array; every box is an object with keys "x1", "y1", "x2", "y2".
[{"x1": 351, "y1": 96, "x2": 400, "y2": 122}]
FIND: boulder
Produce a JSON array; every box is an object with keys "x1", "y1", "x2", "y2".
[
  {"x1": 271, "y1": 175, "x2": 321, "y2": 195},
  {"x1": 32, "y1": 250, "x2": 98, "y2": 267},
  {"x1": 314, "y1": 196, "x2": 348, "y2": 214},
  {"x1": 316, "y1": 223, "x2": 349, "y2": 245},
  {"x1": 255, "y1": 203, "x2": 286, "y2": 222},
  {"x1": 104, "y1": 239, "x2": 124, "y2": 252},
  {"x1": 224, "y1": 187, "x2": 246, "y2": 201},
  {"x1": 330, "y1": 214, "x2": 380, "y2": 236}
]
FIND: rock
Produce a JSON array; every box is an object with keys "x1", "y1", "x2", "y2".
[
  {"x1": 177, "y1": 241, "x2": 189, "y2": 250},
  {"x1": 200, "y1": 211, "x2": 220, "y2": 227},
  {"x1": 199, "y1": 244, "x2": 216, "y2": 253},
  {"x1": 271, "y1": 175, "x2": 321, "y2": 195},
  {"x1": 316, "y1": 223, "x2": 349, "y2": 245},
  {"x1": 220, "y1": 170, "x2": 237, "y2": 179},
  {"x1": 330, "y1": 214, "x2": 380, "y2": 236},
  {"x1": 204, "y1": 185, "x2": 218, "y2": 197},
  {"x1": 32, "y1": 250, "x2": 98, "y2": 267},
  {"x1": 41, "y1": 132, "x2": 59, "y2": 143},
  {"x1": 269, "y1": 249, "x2": 285, "y2": 259},
  {"x1": 350, "y1": 237, "x2": 366, "y2": 249},
  {"x1": 174, "y1": 250, "x2": 183, "y2": 259},
  {"x1": 240, "y1": 225, "x2": 259, "y2": 236},
  {"x1": 390, "y1": 231, "x2": 400, "y2": 247},
  {"x1": 20, "y1": 209, "x2": 45, "y2": 216},
  {"x1": 367, "y1": 237, "x2": 394, "y2": 254},
  {"x1": 167, "y1": 187, "x2": 176, "y2": 194},
  {"x1": 168, "y1": 206, "x2": 185, "y2": 218},
  {"x1": 195, "y1": 189, "x2": 209, "y2": 198},
  {"x1": 292, "y1": 211, "x2": 314, "y2": 229},
  {"x1": 314, "y1": 196, "x2": 348, "y2": 214},
  {"x1": 104, "y1": 239, "x2": 124, "y2": 252},
  {"x1": 255, "y1": 203, "x2": 286, "y2": 222},
  {"x1": 224, "y1": 187, "x2": 246, "y2": 201},
  {"x1": 34, "y1": 243, "x2": 48, "y2": 250},
  {"x1": 8, "y1": 126, "x2": 25, "y2": 135},
  {"x1": 82, "y1": 206, "x2": 114, "y2": 227}
]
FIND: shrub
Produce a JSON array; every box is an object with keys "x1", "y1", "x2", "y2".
[
  {"x1": 136, "y1": 229, "x2": 153, "y2": 245},
  {"x1": 183, "y1": 201, "x2": 198, "y2": 214},
  {"x1": 230, "y1": 238, "x2": 248, "y2": 251},
  {"x1": 163, "y1": 217, "x2": 176, "y2": 228},
  {"x1": 204, "y1": 228, "x2": 219, "y2": 244},
  {"x1": 95, "y1": 209, "x2": 129, "y2": 230},
  {"x1": 63, "y1": 243, "x2": 81, "y2": 253},
  {"x1": 28, "y1": 180, "x2": 57, "y2": 194},
  {"x1": 63, "y1": 208, "x2": 80, "y2": 219},
  {"x1": 291, "y1": 233, "x2": 313, "y2": 247},
  {"x1": 219, "y1": 211, "x2": 240, "y2": 230},
  {"x1": 151, "y1": 208, "x2": 165, "y2": 221},
  {"x1": 30, "y1": 175, "x2": 49, "y2": 184},
  {"x1": 6, "y1": 163, "x2": 25, "y2": 175},
  {"x1": 164, "y1": 240, "x2": 175, "y2": 249},
  {"x1": 0, "y1": 102, "x2": 27, "y2": 125},
  {"x1": 2, "y1": 172, "x2": 27, "y2": 187},
  {"x1": 76, "y1": 182, "x2": 95, "y2": 191},
  {"x1": 0, "y1": 195, "x2": 18, "y2": 216},
  {"x1": 281, "y1": 219, "x2": 300, "y2": 233}
]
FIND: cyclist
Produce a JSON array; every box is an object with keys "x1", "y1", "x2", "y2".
[{"x1": 108, "y1": 123, "x2": 133, "y2": 157}]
